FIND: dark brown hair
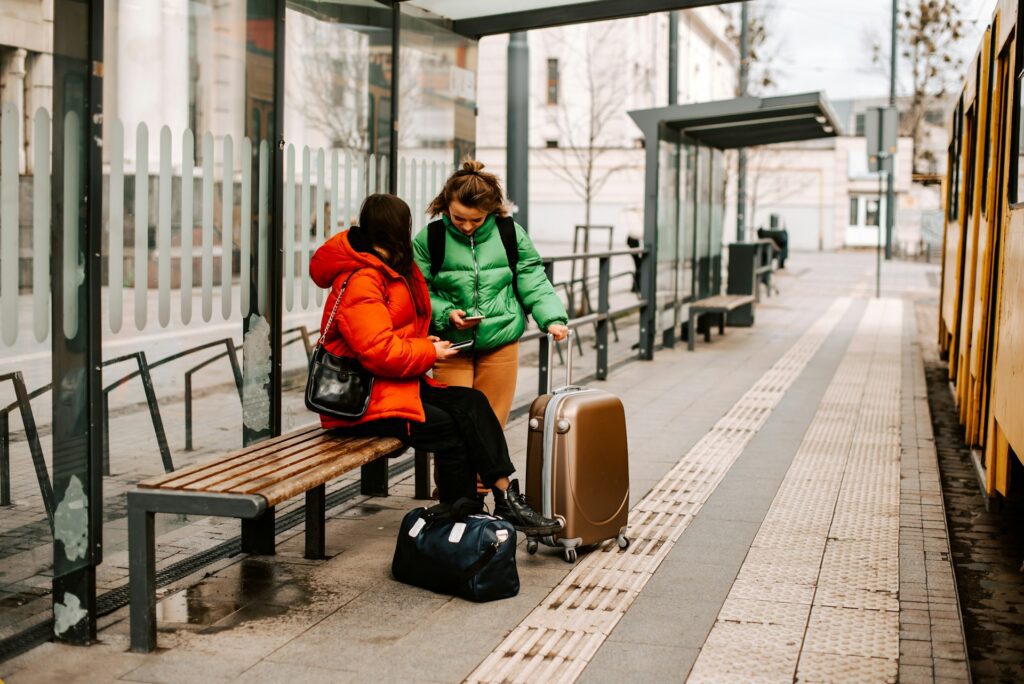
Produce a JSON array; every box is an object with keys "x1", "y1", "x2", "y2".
[
  {"x1": 426, "y1": 159, "x2": 509, "y2": 218},
  {"x1": 358, "y1": 193, "x2": 414, "y2": 277}
]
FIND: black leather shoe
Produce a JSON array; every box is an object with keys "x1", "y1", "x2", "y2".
[{"x1": 493, "y1": 479, "x2": 562, "y2": 535}]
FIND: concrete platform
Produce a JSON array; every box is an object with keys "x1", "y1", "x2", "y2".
[{"x1": 0, "y1": 252, "x2": 967, "y2": 683}]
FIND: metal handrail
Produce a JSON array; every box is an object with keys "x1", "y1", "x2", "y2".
[{"x1": 542, "y1": 247, "x2": 646, "y2": 263}]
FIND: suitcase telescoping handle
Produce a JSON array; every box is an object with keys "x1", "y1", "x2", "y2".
[{"x1": 545, "y1": 329, "x2": 574, "y2": 394}]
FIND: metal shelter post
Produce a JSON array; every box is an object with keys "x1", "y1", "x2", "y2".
[
  {"x1": 885, "y1": 0, "x2": 898, "y2": 260},
  {"x1": 736, "y1": 2, "x2": 749, "y2": 243},
  {"x1": 50, "y1": 0, "x2": 104, "y2": 645},
  {"x1": 507, "y1": 31, "x2": 530, "y2": 229},
  {"x1": 638, "y1": 126, "x2": 660, "y2": 361},
  {"x1": 668, "y1": 11, "x2": 678, "y2": 106}
]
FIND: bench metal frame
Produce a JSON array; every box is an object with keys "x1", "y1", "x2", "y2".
[
  {"x1": 687, "y1": 296, "x2": 756, "y2": 351},
  {"x1": 128, "y1": 456, "x2": 392, "y2": 653}
]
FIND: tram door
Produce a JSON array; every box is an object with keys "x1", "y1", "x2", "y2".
[
  {"x1": 966, "y1": 28, "x2": 1001, "y2": 446},
  {"x1": 953, "y1": 94, "x2": 979, "y2": 398}
]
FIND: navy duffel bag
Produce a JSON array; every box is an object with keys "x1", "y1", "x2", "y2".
[{"x1": 392, "y1": 504, "x2": 520, "y2": 602}]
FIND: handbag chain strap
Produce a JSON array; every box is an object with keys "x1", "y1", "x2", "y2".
[{"x1": 316, "y1": 270, "x2": 361, "y2": 348}]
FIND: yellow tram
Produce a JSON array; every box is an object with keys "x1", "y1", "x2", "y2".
[{"x1": 939, "y1": 0, "x2": 1024, "y2": 502}]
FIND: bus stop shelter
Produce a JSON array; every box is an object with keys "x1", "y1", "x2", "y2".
[{"x1": 628, "y1": 92, "x2": 842, "y2": 358}]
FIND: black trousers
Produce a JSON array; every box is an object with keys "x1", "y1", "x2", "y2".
[{"x1": 333, "y1": 382, "x2": 515, "y2": 503}]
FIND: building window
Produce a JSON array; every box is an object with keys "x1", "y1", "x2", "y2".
[
  {"x1": 849, "y1": 197, "x2": 859, "y2": 225},
  {"x1": 545, "y1": 139, "x2": 559, "y2": 148},
  {"x1": 865, "y1": 198, "x2": 881, "y2": 227},
  {"x1": 547, "y1": 58, "x2": 559, "y2": 105}
]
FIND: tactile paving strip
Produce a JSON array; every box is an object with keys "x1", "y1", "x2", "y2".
[
  {"x1": 686, "y1": 298, "x2": 903, "y2": 683},
  {"x1": 465, "y1": 298, "x2": 852, "y2": 684}
]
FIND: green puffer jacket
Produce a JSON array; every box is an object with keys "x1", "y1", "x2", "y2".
[{"x1": 412, "y1": 214, "x2": 568, "y2": 351}]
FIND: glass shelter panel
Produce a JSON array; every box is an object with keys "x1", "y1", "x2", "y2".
[
  {"x1": 655, "y1": 139, "x2": 680, "y2": 304},
  {"x1": 282, "y1": 0, "x2": 393, "y2": 431},
  {"x1": 0, "y1": 9, "x2": 59, "y2": 637},
  {"x1": 397, "y1": 5, "x2": 478, "y2": 226}
]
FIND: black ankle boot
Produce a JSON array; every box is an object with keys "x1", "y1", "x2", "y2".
[{"x1": 493, "y1": 479, "x2": 562, "y2": 535}]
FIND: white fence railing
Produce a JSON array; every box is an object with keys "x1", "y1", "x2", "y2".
[{"x1": 0, "y1": 99, "x2": 456, "y2": 349}]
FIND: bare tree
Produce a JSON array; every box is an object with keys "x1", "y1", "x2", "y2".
[
  {"x1": 725, "y1": 3, "x2": 780, "y2": 96},
  {"x1": 295, "y1": 21, "x2": 371, "y2": 153},
  {"x1": 542, "y1": 22, "x2": 634, "y2": 312},
  {"x1": 871, "y1": 0, "x2": 965, "y2": 173}
]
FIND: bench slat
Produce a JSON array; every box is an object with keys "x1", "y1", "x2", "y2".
[
  {"x1": 691, "y1": 294, "x2": 755, "y2": 310},
  {"x1": 139, "y1": 425, "x2": 322, "y2": 489},
  {"x1": 255, "y1": 439, "x2": 405, "y2": 506},
  {"x1": 167, "y1": 433, "x2": 346, "y2": 491},
  {"x1": 195, "y1": 436, "x2": 381, "y2": 493}
]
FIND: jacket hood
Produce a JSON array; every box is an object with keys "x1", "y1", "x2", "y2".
[{"x1": 309, "y1": 229, "x2": 398, "y2": 289}]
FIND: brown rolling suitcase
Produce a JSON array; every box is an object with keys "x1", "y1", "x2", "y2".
[{"x1": 524, "y1": 332, "x2": 630, "y2": 563}]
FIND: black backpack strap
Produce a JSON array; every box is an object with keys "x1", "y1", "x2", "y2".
[
  {"x1": 495, "y1": 215, "x2": 521, "y2": 303},
  {"x1": 427, "y1": 219, "x2": 447, "y2": 279}
]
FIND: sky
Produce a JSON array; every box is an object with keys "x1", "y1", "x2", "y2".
[{"x1": 762, "y1": 0, "x2": 997, "y2": 103}]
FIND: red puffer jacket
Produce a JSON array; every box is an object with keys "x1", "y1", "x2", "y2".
[{"x1": 309, "y1": 229, "x2": 438, "y2": 429}]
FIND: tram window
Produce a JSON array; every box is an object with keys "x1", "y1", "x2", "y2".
[
  {"x1": 983, "y1": 30, "x2": 996, "y2": 216},
  {"x1": 1013, "y1": 23, "x2": 1024, "y2": 204},
  {"x1": 964, "y1": 108, "x2": 976, "y2": 215},
  {"x1": 950, "y1": 104, "x2": 962, "y2": 219}
]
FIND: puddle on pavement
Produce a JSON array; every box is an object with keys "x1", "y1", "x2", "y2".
[{"x1": 157, "y1": 557, "x2": 315, "y2": 631}]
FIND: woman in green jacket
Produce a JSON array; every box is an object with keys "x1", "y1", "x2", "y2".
[{"x1": 413, "y1": 160, "x2": 569, "y2": 427}]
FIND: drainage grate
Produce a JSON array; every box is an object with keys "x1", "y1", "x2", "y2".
[
  {"x1": 687, "y1": 299, "x2": 903, "y2": 682},
  {"x1": 0, "y1": 456, "x2": 415, "y2": 664},
  {"x1": 467, "y1": 298, "x2": 853, "y2": 684}
]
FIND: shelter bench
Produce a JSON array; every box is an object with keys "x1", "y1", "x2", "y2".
[
  {"x1": 686, "y1": 294, "x2": 756, "y2": 351},
  {"x1": 127, "y1": 425, "x2": 407, "y2": 652}
]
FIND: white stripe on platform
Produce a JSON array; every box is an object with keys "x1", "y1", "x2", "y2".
[{"x1": 466, "y1": 297, "x2": 853, "y2": 684}]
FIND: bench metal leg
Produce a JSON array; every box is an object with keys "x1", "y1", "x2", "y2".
[
  {"x1": 719, "y1": 314, "x2": 725, "y2": 336},
  {"x1": 128, "y1": 502, "x2": 157, "y2": 653},
  {"x1": 688, "y1": 310, "x2": 697, "y2": 351},
  {"x1": 241, "y1": 506, "x2": 276, "y2": 555},
  {"x1": 304, "y1": 485, "x2": 325, "y2": 560},
  {"x1": 704, "y1": 316, "x2": 713, "y2": 343},
  {"x1": 361, "y1": 458, "x2": 389, "y2": 497},
  {"x1": 414, "y1": 450, "x2": 432, "y2": 500},
  {"x1": 1, "y1": 413, "x2": 9, "y2": 506}
]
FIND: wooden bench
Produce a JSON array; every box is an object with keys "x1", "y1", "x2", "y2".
[
  {"x1": 127, "y1": 425, "x2": 408, "y2": 652},
  {"x1": 687, "y1": 294, "x2": 756, "y2": 351}
]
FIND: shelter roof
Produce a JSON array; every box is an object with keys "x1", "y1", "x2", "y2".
[
  {"x1": 398, "y1": 0, "x2": 740, "y2": 38},
  {"x1": 629, "y1": 92, "x2": 842, "y2": 149}
]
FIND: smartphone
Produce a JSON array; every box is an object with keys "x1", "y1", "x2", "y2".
[
  {"x1": 448, "y1": 339, "x2": 475, "y2": 350},
  {"x1": 463, "y1": 314, "x2": 486, "y2": 323}
]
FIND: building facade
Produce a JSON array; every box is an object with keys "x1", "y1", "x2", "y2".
[{"x1": 473, "y1": 7, "x2": 739, "y2": 247}]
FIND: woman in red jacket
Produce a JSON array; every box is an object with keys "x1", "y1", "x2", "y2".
[{"x1": 309, "y1": 193, "x2": 560, "y2": 534}]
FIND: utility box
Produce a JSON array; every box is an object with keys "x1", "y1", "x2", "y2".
[{"x1": 726, "y1": 243, "x2": 757, "y2": 326}]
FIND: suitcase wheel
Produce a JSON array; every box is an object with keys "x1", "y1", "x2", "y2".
[
  {"x1": 526, "y1": 539, "x2": 539, "y2": 555},
  {"x1": 617, "y1": 534, "x2": 630, "y2": 551},
  {"x1": 563, "y1": 547, "x2": 577, "y2": 564}
]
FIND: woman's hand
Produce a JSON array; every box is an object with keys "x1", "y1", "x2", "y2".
[
  {"x1": 548, "y1": 323, "x2": 569, "y2": 341},
  {"x1": 449, "y1": 310, "x2": 482, "y2": 330},
  {"x1": 432, "y1": 338, "x2": 459, "y2": 359}
]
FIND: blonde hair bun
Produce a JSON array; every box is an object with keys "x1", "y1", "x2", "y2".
[{"x1": 461, "y1": 159, "x2": 486, "y2": 173}]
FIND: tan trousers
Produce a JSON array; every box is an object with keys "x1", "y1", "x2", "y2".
[{"x1": 432, "y1": 341, "x2": 519, "y2": 428}]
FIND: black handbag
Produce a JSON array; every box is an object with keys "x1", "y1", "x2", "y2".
[
  {"x1": 305, "y1": 271, "x2": 375, "y2": 420},
  {"x1": 392, "y1": 503, "x2": 520, "y2": 602}
]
